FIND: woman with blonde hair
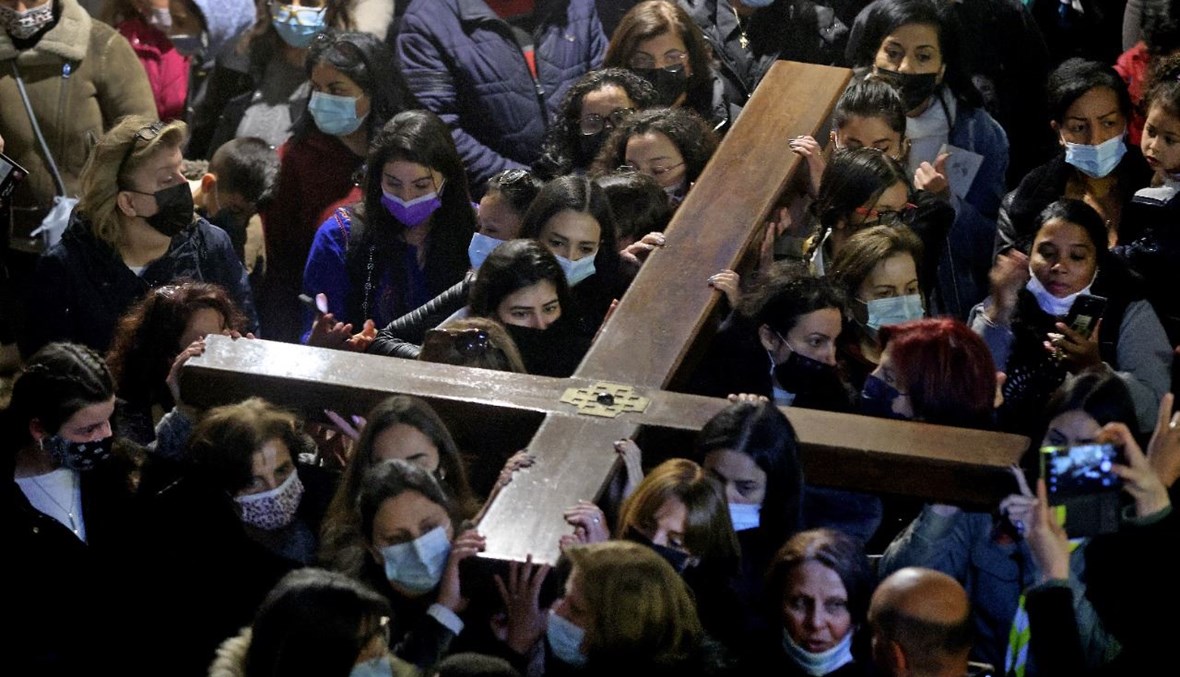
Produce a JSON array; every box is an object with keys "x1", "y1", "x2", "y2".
[
  {"x1": 418, "y1": 317, "x2": 527, "y2": 374},
  {"x1": 21, "y1": 115, "x2": 256, "y2": 356},
  {"x1": 546, "y1": 540, "x2": 730, "y2": 674}
]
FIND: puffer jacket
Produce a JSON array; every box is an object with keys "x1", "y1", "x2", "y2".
[
  {"x1": 395, "y1": 0, "x2": 606, "y2": 195},
  {"x1": 117, "y1": 16, "x2": 190, "y2": 122},
  {"x1": 0, "y1": 0, "x2": 155, "y2": 249},
  {"x1": 19, "y1": 210, "x2": 258, "y2": 356}
]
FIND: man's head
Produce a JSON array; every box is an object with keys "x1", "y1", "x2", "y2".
[
  {"x1": 198, "y1": 137, "x2": 278, "y2": 224},
  {"x1": 869, "y1": 567, "x2": 972, "y2": 677}
]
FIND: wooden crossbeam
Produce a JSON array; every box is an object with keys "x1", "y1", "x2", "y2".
[{"x1": 182, "y1": 63, "x2": 1029, "y2": 567}]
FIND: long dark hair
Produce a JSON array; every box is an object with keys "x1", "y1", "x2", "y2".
[
  {"x1": 695, "y1": 401, "x2": 804, "y2": 543},
  {"x1": 519, "y1": 175, "x2": 622, "y2": 289},
  {"x1": 246, "y1": 567, "x2": 391, "y2": 677},
  {"x1": 294, "y1": 30, "x2": 417, "y2": 142},
  {"x1": 850, "y1": 0, "x2": 982, "y2": 108},
  {"x1": 346, "y1": 110, "x2": 476, "y2": 322},
  {"x1": 534, "y1": 68, "x2": 659, "y2": 179},
  {"x1": 811, "y1": 147, "x2": 911, "y2": 241}
]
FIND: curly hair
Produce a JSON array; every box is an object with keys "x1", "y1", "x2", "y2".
[
  {"x1": 534, "y1": 68, "x2": 659, "y2": 179},
  {"x1": 589, "y1": 107, "x2": 719, "y2": 186},
  {"x1": 106, "y1": 282, "x2": 247, "y2": 409}
]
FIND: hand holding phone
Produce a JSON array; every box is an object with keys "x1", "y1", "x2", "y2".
[
  {"x1": 0, "y1": 152, "x2": 28, "y2": 200},
  {"x1": 1064, "y1": 294, "x2": 1107, "y2": 337},
  {"x1": 1039, "y1": 443, "x2": 1122, "y2": 536}
]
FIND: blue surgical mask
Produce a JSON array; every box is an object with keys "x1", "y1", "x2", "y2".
[
  {"x1": 270, "y1": 3, "x2": 327, "y2": 48},
  {"x1": 547, "y1": 609, "x2": 588, "y2": 667},
  {"x1": 728, "y1": 502, "x2": 761, "y2": 532},
  {"x1": 468, "y1": 231, "x2": 504, "y2": 270},
  {"x1": 307, "y1": 91, "x2": 367, "y2": 136},
  {"x1": 555, "y1": 253, "x2": 597, "y2": 286},
  {"x1": 147, "y1": 7, "x2": 172, "y2": 32},
  {"x1": 862, "y1": 294, "x2": 924, "y2": 332},
  {"x1": 377, "y1": 525, "x2": 451, "y2": 595},
  {"x1": 739, "y1": 0, "x2": 776, "y2": 8},
  {"x1": 782, "y1": 628, "x2": 855, "y2": 676},
  {"x1": 860, "y1": 374, "x2": 907, "y2": 420},
  {"x1": 1064, "y1": 133, "x2": 1127, "y2": 179},
  {"x1": 350, "y1": 656, "x2": 394, "y2": 677}
]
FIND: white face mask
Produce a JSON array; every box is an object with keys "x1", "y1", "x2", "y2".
[
  {"x1": 782, "y1": 628, "x2": 855, "y2": 676},
  {"x1": 555, "y1": 253, "x2": 597, "y2": 286},
  {"x1": 728, "y1": 502, "x2": 761, "y2": 531},
  {"x1": 467, "y1": 231, "x2": 504, "y2": 270},
  {"x1": 1025, "y1": 264, "x2": 1095, "y2": 317}
]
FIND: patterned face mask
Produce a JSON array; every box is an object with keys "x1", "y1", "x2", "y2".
[
  {"x1": 235, "y1": 470, "x2": 304, "y2": 530},
  {"x1": 0, "y1": 1, "x2": 54, "y2": 40},
  {"x1": 43, "y1": 434, "x2": 113, "y2": 471}
]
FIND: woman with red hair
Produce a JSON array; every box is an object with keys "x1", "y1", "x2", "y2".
[{"x1": 861, "y1": 316, "x2": 998, "y2": 430}]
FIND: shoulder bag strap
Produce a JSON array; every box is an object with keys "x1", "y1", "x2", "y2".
[{"x1": 10, "y1": 60, "x2": 68, "y2": 197}]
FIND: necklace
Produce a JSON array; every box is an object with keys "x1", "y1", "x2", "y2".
[
  {"x1": 732, "y1": 4, "x2": 750, "y2": 49},
  {"x1": 29, "y1": 471, "x2": 81, "y2": 537}
]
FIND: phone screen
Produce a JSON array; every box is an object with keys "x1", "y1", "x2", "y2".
[{"x1": 1041, "y1": 443, "x2": 1120, "y2": 497}]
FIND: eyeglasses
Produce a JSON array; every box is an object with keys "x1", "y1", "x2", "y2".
[
  {"x1": 423, "y1": 328, "x2": 494, "y2": 357},
  {"x1": 854, "y1": 202, "x2": 917, "y2": 227},
  {"x1": 579, "y1": 108, "x2": 636, "y2": 136},
  {"x1": 269, "y1": 0, "x2": 328, "y2": 25},
  {"x1": 616, "y1": 161, "x2": 685, "y2": 177},
  {"x1": 629, "y1": 50, "x2": 688, "y2": 71},
  {"x1": 117, "y1": 121, "x2": 167, "y2": 187}
]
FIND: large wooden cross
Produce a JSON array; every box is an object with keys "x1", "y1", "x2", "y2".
[{"x1": 182, "y1": 62, "x2": 1029, "y2": 567}]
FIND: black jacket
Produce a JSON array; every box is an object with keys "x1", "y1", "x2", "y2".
[{"x1": 20, "y1": 211, "x2": 258, "y2": 356}]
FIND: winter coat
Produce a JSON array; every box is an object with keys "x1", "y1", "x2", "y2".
[
  {"x1": 20, "y1": 211, "x2": 258, "y2": 356},
  {"x1": 996, "y1": 149, "x2": 1154, "y2": 258},
  {"x1": 0, "y1": 0, "x2": 155, "y2": 246},
  {"x1": 117, "y1": 16, "x2": 190, "y2": 122},
  {"x1": 183, "y1": 0, "x2": 257, "y2": 159},
  {"x1": 395, "y1": 0, "x2": 606, "y2": 195},
  {"x1": 680, "y1": 0, "x2": 849, "y2": 105}
]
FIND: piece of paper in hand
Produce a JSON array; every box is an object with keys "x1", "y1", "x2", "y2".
[{"x1": 938, "y1": 143, "x2": 984, "y2": 201}]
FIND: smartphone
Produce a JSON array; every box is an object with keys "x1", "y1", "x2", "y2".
[
  {"x1": 0, "y1": 152, "x2": 28, "y2": 200},
  {"x1": 297, "y1": 293, "x2": 329, "y2": 315},
  {"x1": 1040, "y1": 443, "x2": 1123, "y2": 536},
  {"x1": 1040, "y1": 443, "x2": 1121, "y2": 498},
  {"x1": 1064, "y1": 294, "x2": 1107, "y2": 337}
]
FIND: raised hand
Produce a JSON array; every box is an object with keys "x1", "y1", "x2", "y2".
[
  {"x1": 1027, "y1": 478, "x2": 1071, "y2": 583},
  {"x1": 1146, "y1": 393, "x2": 1180, "y2": 488},
  {"x1": 437, "y1": 528, "x2": 487, "y2": 613},
  {"x1": 166, "y1": 338, "x2": 207, "y2": 405},
  {"x1": 1102, "y1": 422, "x2": 1171, "y2": 518},
  {"x1": 914, "y1": 152, "x2": 951, "y2": 198},
  {"x1": 493, "y1": 554, "x2": 552, "y2": 655},
  {"x1": 985, "y1": 250, "x2": 1030, "y2": 325}
]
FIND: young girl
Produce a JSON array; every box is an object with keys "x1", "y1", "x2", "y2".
[{"x1": 1118, "y1": 53, "x2": 1180, "y2": 369}]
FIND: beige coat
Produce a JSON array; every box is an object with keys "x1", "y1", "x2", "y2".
[{"x1": 0, "y1": 0, "x2": 155, "y2": 245}]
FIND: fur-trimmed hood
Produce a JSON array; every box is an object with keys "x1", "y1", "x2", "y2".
[
  {"x1": 208, "y1": 628, "x2": 251, "y2": 677},
  {"x1": 0, "y1": 0, "x2": 90, "y2": 62}
]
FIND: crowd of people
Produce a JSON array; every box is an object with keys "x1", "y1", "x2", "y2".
[{"x1": 3, "y1": 0, "x2": 1180, "y2": 675}]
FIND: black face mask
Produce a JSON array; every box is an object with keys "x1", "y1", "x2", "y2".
[
  {"x1": 874, "y1": 67, "x2": 940, "y2": 112},
  {"x1": 624, "y1": 526, "x2": 699, "y2": 573},
  {"x1": 504, "y1": 316, "x2": 586, "y2": 378},
  {"x1": 144, "y1": 182, "x2": 195, "y2": 237},
  {"x1": 773, "y1": 351, "x2": 837, "y2": 394},
  {"x1": 44, "y1": 434, "x2": 113, "y2": 471},
  {"x1": 577, "y1": 131, "x2": 606, "y2": 164},
  {"x1": 633, "y1": 66, "x2": 688, "y2": 106}
]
